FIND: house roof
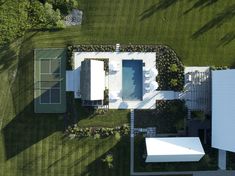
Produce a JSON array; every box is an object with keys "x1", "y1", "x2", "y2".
[
  {"x1": 212, "y1": 69, "x2": 235, "y2": 152},
  {"x1": 145, "y1": 137, "x2": 205, "y2": 162},
  {"x1": 80, "y1": 59, "x2": 105, "y2": 101}
]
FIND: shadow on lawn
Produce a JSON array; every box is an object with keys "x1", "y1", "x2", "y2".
[
  {"x1": 2, "y1": 39, "x2": 64, "y2": 160},
  {"x1": 2, "y1": 101, "x2": 64, "y2": 160},
  {"x1": 82, "y1": 137, "x2": 130, "y2": 176},
  {"x1": 0, "y1": 45, "x2": 18, "y2": 73},
  {"x1": 192, "y1": 3, "x2": 235, "y2": 39},
  {"x1": 217, "y1": 31, "x2": 235, "y2": 47},
  {"x1": 183, "y1": 0, "x2": 219, "y2": 15},
  {"x1": 139, "y1": 0, "x2": 178, "y2": 21}
]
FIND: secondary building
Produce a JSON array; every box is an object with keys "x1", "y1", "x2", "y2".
[
  {"x1": 212, "y1": 69, "x2": 235, "y2": 152},
  {"x1": 145, "y1": 137, "x2": 205, "y2": 163}
]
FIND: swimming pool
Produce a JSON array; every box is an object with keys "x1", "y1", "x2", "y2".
[{"x1": 122, "y1": 60, "x2": 143, "y2": 100}]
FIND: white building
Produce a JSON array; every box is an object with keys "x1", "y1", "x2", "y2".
[
  {"x1": 212, "y1": 69, "x2": 235, "y2": 152},
  {"x1": 145, "y1": 137, "x2": 205, "y2": 162}
]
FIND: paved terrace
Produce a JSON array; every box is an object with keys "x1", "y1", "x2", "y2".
[
  {"x1": 179, "y1": 67, "x2": 211, "y2": 113},
  {"x1": 74, "y1": 52, "x2": 178, "y2": 109}
]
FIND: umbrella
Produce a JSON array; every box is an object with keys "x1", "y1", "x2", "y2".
[
  {"x1": 109, "y1": 91, "x2": 120, "y2": 100},
  {"x1": 150, "y1": 68, "x2": 158, "y2": 76},
  {"x1": 150, "y1": 81, "x2": 159, "y2": 90},
  {"x1": 109, "y1": 61, "x2": 119, "y2": 71}
]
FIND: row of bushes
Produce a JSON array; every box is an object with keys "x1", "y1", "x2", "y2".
[
  {"x1": 65, "y1": 124, "x2": 130, "y2": 138},
  {"x1": 210, "y1": 65, "x2": 228, "y2": 70},
  {"x1": 69, "y1": 45, "x2": 116, "y2": 52},
  {"x1": 119, "y1": 45, "x2": 159, "y2": 52}
]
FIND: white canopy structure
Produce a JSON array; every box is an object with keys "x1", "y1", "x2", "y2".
[
  {"x1": 80, "y1": 60, "x2": 105, "y2": 101},
  {"x1": 145, "y1": 137, "x2": 205, "y2": 162},
  {"x1": 212, "y1": 70, "x2": 235, "y2": 152}
]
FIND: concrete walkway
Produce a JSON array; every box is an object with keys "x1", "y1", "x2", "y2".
[{"x1": 131, "y1": 170, "x2": 235, "y2": 176}]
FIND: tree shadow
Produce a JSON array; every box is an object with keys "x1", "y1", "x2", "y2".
[
  {"x1": 139, "y1": 0, "x2": 178, "y2": 21},
  {"x1": 0, "y1": 0, "x2": 8, "y2": 7},
  {"x1": 2, "y1": 99, "x2": 64, "y2": 160},
  {"x1": 217, "y1": 31, "x2": 235, "y2": 46},
  {"x1": 2, "y1": 37, "x2": 64, "y2": 160},
  {"x1": 0, "y1": 45, "x2": 18, "y2": 73},
  {"x1": 82, "y1": 137, "x2": 130, "y2": 176},
  {"x1": 184, "y1": 0, "x2": 219, "y2": 15},
  {"x1": 192, "y1": 3, "x2": 235, "y2": 39}
]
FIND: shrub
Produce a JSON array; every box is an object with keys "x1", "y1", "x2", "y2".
[
  {"x1": 170, "y1": 79, "x2": 178, "y2": 87},
  {"x1": 114, "y1": 132, "x2": 121, "y2": 141},
  {"x1": 102, "y1": 154, "x2": 114, "y2": 169},
  {"x1": 104, "y1": 89, "x2": 109, "y2": 105},
  {"x1": 94, "y1": 133, "x2": 100, "y2": 139},
  {"x1": 169, "y1": 64, "x2": 179, "y2": 72}
]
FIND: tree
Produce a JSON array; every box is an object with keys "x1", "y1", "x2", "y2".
[{"x1": 29, "y1": 2, "x2": 65, "y2": 29}]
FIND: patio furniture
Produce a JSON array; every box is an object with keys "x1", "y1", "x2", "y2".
[
  {"x1": 145, "y1": 85, "x2": 151, "y2": 92},
  {"x1": 109, "y1": 91, "x2": 121, "y2": 100},
  {"x1": 109, "y1": 61, "x2": 120, "y2": 72},
  {"x1": 150, "y1": 68, "x2": 158, "y2": 76},
  {"x1": 144, "y1": 70, "x2": 151, "y2": 79},
  {"x1": 150, "y1": 81, "x2": 159, "y2": 91}
]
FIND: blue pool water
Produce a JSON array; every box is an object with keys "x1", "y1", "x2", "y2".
[{"x1": 122, "y1": 60, "x2": 143, "y2": 100}]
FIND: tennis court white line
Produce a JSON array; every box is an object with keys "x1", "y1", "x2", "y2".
[{"x1": 39, "y1": 58, "x2": 62, "y2": 104}]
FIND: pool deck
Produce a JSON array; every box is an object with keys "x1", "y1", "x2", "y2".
[{"x1": 73, "y1": 52, "x2": 176, "y2": 109}]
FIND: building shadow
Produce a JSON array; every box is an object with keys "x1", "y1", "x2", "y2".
[
  {"x1": 192, "y1": 3, "x2": 235, "y2": 39},
  {"x1": 139, "y1": 0, "x2": 178, "y2": 21},
  {"x1": 183, "y1": 0, "x2": 219, "y2": 15}
]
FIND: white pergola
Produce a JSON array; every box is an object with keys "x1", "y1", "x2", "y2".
[{"x1": 145, "y1": 137, "x2": 205, "y2": 162}]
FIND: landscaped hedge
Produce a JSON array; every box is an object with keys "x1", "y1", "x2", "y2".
[
  {"x1": 156, "y1": 46, "x2": 184, "y2": 91},
  {"x1": 119, "y1": 45, "x2": 158, "y2": 52},
  {"x1": 71, "y1": 45, "x2": 116, "y2": 52},
  {"x1": 65, "y1": 124, "x2": 130, "y2": 139}
]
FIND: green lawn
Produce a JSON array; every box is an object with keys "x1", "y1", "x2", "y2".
[
  {"x1": 1, "y1": 0, "x2": 235, "y2": 175},
  {"x1": 29, "y1": 0, "x2": 235, "y2": 66}
]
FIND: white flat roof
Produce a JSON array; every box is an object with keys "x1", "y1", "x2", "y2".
[
  {"x1": 145, "y1": 137, "x2": 205, "y2": 162},
  {"x1": 212, "y1": 69, "x2": 235, "y2": 152},
  {"x1": 90, "y1": 60, "x2": 105, "y2": 100}
]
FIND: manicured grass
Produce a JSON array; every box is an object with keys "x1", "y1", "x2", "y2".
[
  {"x1": 74, "y1": 100, "x2": 130, "y2": 127},
  {"x1": 0, "y1": 38, "x2": 130, "y2": 175},
  {"x1": 1, "y1": 0, "x2": 235, "y2": 175},
  {"x1": 29, "y1": 0, "x2": 235, "y2": 66}
]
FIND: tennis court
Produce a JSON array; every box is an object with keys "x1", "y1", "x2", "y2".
[{"x1": 34, "y1": 48, "x2": 66, "y2": 113}]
